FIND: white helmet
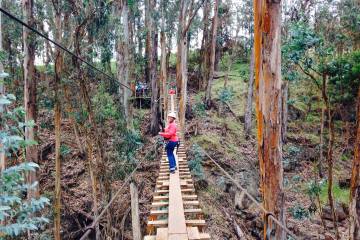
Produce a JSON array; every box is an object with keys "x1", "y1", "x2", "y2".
[{"x1": 168, "y1": 112, "x2": 177, "y2": 119}]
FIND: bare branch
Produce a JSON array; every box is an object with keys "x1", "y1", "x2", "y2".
[{"x1": 182, "y1": 0, "x2": 206, "y2": 36}]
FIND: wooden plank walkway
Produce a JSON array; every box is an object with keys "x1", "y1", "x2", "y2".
[
  {"x1": 145, "y1": 140, "x2": 210, "y2": 240},
  {"x1": 144, "y1": 94, "x2": 210, "y2": 240},
  {"x1": 145, "y1": 95, "x2": 209, "y2": 240}
]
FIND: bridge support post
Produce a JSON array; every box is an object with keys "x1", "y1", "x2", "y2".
[{"x1": 130, "y1": 181, "x2": 142, "y2": 240}]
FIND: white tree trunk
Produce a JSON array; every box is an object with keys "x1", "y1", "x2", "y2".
[
  {"x1": 244, "y1": 48, "x2": 255, "y2": 137},
  {"x1": 117, "y1": 1, "x2": 132, "y2": 129},
  {"x1": 205, "y1": 0, "x2": 220, "y2": 106}
]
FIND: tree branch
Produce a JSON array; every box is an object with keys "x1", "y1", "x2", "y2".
[
  {"x1": 182, "y1": 0, "x2": 206, "y2": 36},
  {"x1": 297, "y1": 63, "x2": 321, "y2": 90}
]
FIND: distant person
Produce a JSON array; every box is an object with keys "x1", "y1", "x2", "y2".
[{"x1": 159, "y1": 112, "x2": 178, "y2": 173}]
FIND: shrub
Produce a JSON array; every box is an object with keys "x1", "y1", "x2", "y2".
[
  {"x1": 60, "y1": 144, "x2": 71, "y2": 157},
  {"x1": 218, "y1": 87, "x2": 234, "y2": 103},
  {"x1": 0, "y1": 163, "x2": 50, "y2": 237},
  {"x1": 188, "y1": 144, "x2": 205, "y2": 180},
  {"x1": 0, "y1": 93, "x2": 50, "y2": 238},
  {"x1": 289, "y1": 203, "x2": 309, "y2": 220},
  {"x1": 192, "y1": 101, "x2": 206, "y2": 117}
]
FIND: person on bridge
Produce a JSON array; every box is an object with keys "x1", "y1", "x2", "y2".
[{"x1": 159, "y1": 112, "x2": 179, "y2": 173}]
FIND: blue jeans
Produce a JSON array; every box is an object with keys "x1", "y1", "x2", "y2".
[{"x1": 166, "y1": 141, "x2": 178, "y2": 171}]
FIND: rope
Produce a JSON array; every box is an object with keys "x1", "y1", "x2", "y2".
[
  {"x1": 0, "y1": 7, "x2": 132, "y2": 91},
  {"x1": 79, "y1": 160, "x2": 143, "y2": 240},
  {"x1": 201, "y1": 150, "x2": 299, "y2": 240}
]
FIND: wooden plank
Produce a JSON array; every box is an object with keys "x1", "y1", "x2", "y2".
[
  {"x1": 168, "y1": 167, "x2": 188, "y2": 238},
  {"x1": 187, "y1": 227, "x2": 200, "y2": 240},
  {"x1": 185, "y1": 220, "x2": 206, "y2": 226},
  {"x1": 144, "y1": 235, "x2": 156, "y2": 240},
  {"x1": 184, "y1": 209, "x2": 202, "y2": 214},
  {"x1": 151, "y1": 201, "x2": 169, "y2": 207},
  {"x1": 168, "y1": 233, "x2": 188, "y2": 240},
  {"x1": 182, "y1": 195, "x2": 197, "y2": 200},
  {"x1": 156, "y1": 228, "x2": 168, "y2": 240},
  {"x1": 154, "y1": 195, "x2": 169, "y2": 200},
  {"x1": 150, "y1": 208, "x2": 201, "y2": 216},
  {"x1": 154, "y1": 188, "x2": 194, "y2": 195},
  {"x1": 183, "y1": 201, "x2": 199, "y2": 206},
  {"x1": 148, "y1": 220, "x2": 168, "y2": 227},
  {"x1": 150, "y1": 209, "x2": 168, "y2": 215},
  {"x1": 199, "y1": 233, "x2": 211, "y2": 239}
]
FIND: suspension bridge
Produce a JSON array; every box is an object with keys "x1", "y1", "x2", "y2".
[
  {"x1": 0, "y1": 7, "x2": 299, "y2": 239},
  {"x1": 143, "y1": 93, "x2": 210, "y2": 240}
]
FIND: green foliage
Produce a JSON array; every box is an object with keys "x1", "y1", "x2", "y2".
[
  {"x1": 113, "y1": 129, "x2": 143, "y2": 180},
  {"x1": 192, "y1": 100, "x2": 206, "y2": 117},
  {"x1": 289, "y1": 203, "x2": 309, "y2": 220},
  {"x1": 325, "y1": 51, "x2": 360, "y2": 107},
  {"x1": 188, "y1": 144, "x2": 205, "y2": 180},
  {"x1": 0, "y1": 163, "x2": 50, "y2": 238},
  {"x1": 0, "y1": 94, "x2": 49, "y2": 238},
  {"x1": 305, "y1": 180, "x2": 322, "y2": 201},
  {"x1": 218, "y1": 87, "x2": 234, "y2": 103},
  {"x1": 60, "y1": 144, "x2": 71, "y2": 157},
  {"x1": 0, "y1": 95, "x2": 37, "y2": 157},
  {"x1": 319, "y1": 181, "x2": 350, "y2": 205},
  {"x1": 92, "y1": 85, "x2": 119, "y2": 124}
]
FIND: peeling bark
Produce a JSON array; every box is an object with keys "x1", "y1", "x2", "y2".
[
  {"x1": 160, "y1": 30, "x2": 168, "y2": 122},
  {"x1": 253, "y1": 0, "x2": 285, "y2": 238},
  {"x1": 117, "y1": 0, "x2": 133, "y2": 130},
  {"x1": 350, "y1": 86, "x2": 360, "y2": 239}
]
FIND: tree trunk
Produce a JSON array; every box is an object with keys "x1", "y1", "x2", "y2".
[
  {"x1": 319, "y1": 106, "x2": 325, "y2": 178},
  {"x1": 253, "y1": 0, "x2": 285, "y2": 238},
  {"x1": 176, "y1": 0, "x2": 202, "y2": 137},
  {"x1": 149, "y1": 0, "x2": 159, "y2": 135},
  {"x1": 321, "y1": 74, "x2": 340, "y2": 239},
  {"x1": 0, "y1": 0, "x2": 5, "y2": 172},
  {"x1": 281, "y1": 81, "x2": 288, "y2": 142},
  {"x1": 200, "y1": 0, "x2": 210, "y2": 91},
  {"x1": 23, "y1": 0, "x2": 38, "y2": 199},
  {"x1": 128, "y1": 7, "x2": 136, "y2": 130},
  {"x1": 160, "y1": 30, "x2": 168, "y2": 122},
  {"x1": 244, "y1": 48, "x2": 254, "y2": 137},
  {"x1": 119, "y1": 0, "x2": 133, "y2": 129},
  {"x1": 144, "y1": 0, "x2": 151, "y2": 84},
  {"x1": 53, "y1": 4, "x2": 63, "y2": 239},
  {"x1": 86, "y1": 138, "x2": 100, "y2": 240},
  {"x1": 73, "y1": 19, "x2": 112, "y2": 234},
  {"x1": 63, "y1": 85, "x2": 85, "y2": 154},
  {"x1": 130, "y1": 182, "x2": 141, "y2": 240},
  {"x1": 176, "y1": 0, "x2": 186, "y2": 96},
  {"x1": 350, "y1": 86, "x2": 360, "y2": 240},
  {"x1": 205, "y1": 0, "x2": 220, "y2": 107}
]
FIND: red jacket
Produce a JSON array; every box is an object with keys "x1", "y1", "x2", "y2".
[{"x1": 159, "y1": 122, "x2": 178, "y2": 141}]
